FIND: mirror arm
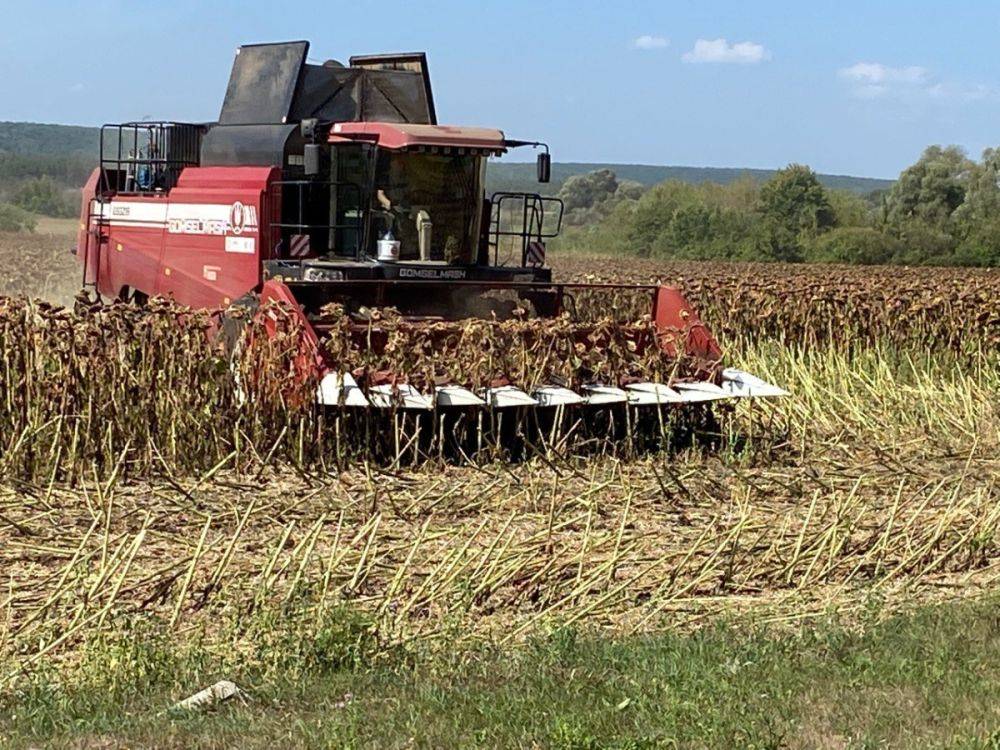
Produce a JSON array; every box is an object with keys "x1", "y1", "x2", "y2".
[{"x1": 504, "y1": 139, "x2": 549, "y2": 155}]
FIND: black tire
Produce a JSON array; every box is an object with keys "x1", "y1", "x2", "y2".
[
  {"x1": 118, "y1": 287, "x2": 149, "y2": 306},
  {"x1": 218, "y1": 293, "x2": 259, "y2": 358}
]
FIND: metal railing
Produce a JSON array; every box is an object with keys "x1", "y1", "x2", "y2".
[
  {"x1": 99, "y1": 122, "x2": 203, "y2": 195},
  {"x1": 269, "y1": 180, "x2": 366, "y2": 258},
  {"x1": 489, "y1": 192, "x2": 564, "y2": 266}
]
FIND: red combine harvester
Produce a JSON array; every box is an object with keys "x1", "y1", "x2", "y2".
[{"x1": 76, "y1": 40, "x2": 785, "y2": 416}]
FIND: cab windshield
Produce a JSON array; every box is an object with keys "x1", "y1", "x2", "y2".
[{"x1": 373, "y1": 151, "x2": 485, "y2": 263}]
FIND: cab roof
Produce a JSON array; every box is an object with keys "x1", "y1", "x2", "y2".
[{"x1": 329, "y1": 122, "x2": 507, "y2": 154}]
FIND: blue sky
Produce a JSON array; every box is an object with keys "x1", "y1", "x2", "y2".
[{"x1": 2, "y1": 0, "x2": 1000, "y2": 178}]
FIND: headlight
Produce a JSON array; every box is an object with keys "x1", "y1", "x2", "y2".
[{"x1": 303, "y1": 268, "x2": 345, "y2": 282}]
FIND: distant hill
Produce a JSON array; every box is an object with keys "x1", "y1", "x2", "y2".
[
  {"x1": 487, "y1": 162, "x2": 893, "y2": 196},
  {"x1": 0, "y1": 123, "x2": 99, "y2": 188},
  {"x1": 0, "y1": 121, "x2": 894, "y2": 196},
  {"x1": 0, "y1": 122, "x2": 99, "y2": 157}
]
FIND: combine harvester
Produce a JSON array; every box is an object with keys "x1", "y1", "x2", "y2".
[{"x1": 75, "y1": 40, "x2": 785, "y2": 458}]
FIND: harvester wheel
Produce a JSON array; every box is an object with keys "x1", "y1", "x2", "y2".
[
  {"x1": 117, "y1": 287, "x2": 148, "y2": 306},
  {"x1": 218, "y1": 294, "x2": 259, "y2": 358}
]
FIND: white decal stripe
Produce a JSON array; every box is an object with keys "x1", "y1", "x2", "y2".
[
  {"x1": 94, "y1": 200, "x2": 260, "y2": 234},
  {"x1": 95, "y1": 200, "x2": 168, "y2": 223},
  {"x1": 166, "y1": 203, "x2": 256, "y2": 225}
]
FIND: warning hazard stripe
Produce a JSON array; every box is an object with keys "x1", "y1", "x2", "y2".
[
  {"x1": 288, "y1": 234, "x2": 310, "y2": 257},
  {"x1": 526, "y1": 241, "x2": 546, "y2": 266}
]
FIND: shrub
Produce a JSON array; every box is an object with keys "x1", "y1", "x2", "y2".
[
  {"x1": 558, "y1": 169, "x2": 619, "y2": 211},
  {"x1": 651, "y1": 205, "x2": 754, "y2": 261},
  {"x1": 892, "y1": 222, "x2": 959, "y2": 265},
  {"x1": 953, "y1": 221, "x2": 1000, "y2": 266},
  {"x1": 806, "y1": 227, "x2": 903, "y2": 265},
  {"x1": 737, "y1": 218, "x2": 802, "y2": 262},
  {"x1": 0, "y1": 202, "x2": 37, "y2": 232},
  {"x1": 12, "y1": 176, "x2": 76, "y2": 217},
  {"x1": 827, "y1": 189, "x2": 874, "y2": 227}
]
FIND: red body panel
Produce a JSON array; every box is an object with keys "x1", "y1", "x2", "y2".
[
  {"x1": 652, "y1": 286, "x2": 723, "y2": 362},
  {"x1": 80, "y1": 166, "x2": 280, "y2": 305}
]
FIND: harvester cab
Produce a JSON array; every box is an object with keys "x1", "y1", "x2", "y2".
[{"x1": 76, "y1": 39, "x2": 786, "y2": 429}]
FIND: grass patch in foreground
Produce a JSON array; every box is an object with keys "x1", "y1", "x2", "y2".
[{"x1": 2, "y1": 598, "x2": 999, "y2": 749}]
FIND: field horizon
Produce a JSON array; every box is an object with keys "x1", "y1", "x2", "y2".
[{"x1": 0, "y1": 120, "x2": 895, "y2": 196}]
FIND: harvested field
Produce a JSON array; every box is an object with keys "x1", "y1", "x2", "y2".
[
  {"x1": 3, "y1": 449, "x2": 998, "y2": 684},
  {"x1": 0, "y1": 337, "x2": 996, "y2": 688},
  {"x1": 0, "y1": 228, "x2": 80, "y2": 307},
  {"x1": 0, "y1": 228, "x2": 997, "y2": 739}
]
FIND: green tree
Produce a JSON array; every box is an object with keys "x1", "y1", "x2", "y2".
[
  {"x1": 757, "y1": 164, "x2": 836, "y2": 237},
  {"x1": 882, "y1": 145, "x2": 973, "y2": 230},
  {"x1": 625, "y1": 181, "x2": 700, "y2": 255},
  {"x1": 557, "y1": 169, "x2": 619, "y2": 211},
  {"x1": 653, "y1": 203, "x2": 753, "y2": 260},
  {"x1": 553, "y1": 149, "x2": 999, "y2": 267},
  {"x1": 738, "y1": 218, "x2": 802, "y2": 262},
  {"x1": 827, "y1": 189, "x2": 871, "y2": 228},
  {"x1": 557, "y1": 169, "x2": 645, "y2": 226},
  {"x1": 892, "y1": 222, "x2": 958, "y2": 265},
  {"x1": 715, "y1": 174, "x2": 760, "y2": 212},
  {"x1": 952, "y1": 147, "x2": 1000, "y2": 229},
  {"x1": 12, "y1": 175, "x2": 76, "y2": 217},
  {"x1": 954, "y1": 220, "x2": 1000, "y2": 266},
  {"x1": 614, "y1": 179, "x2": 645, "y2": 201}
]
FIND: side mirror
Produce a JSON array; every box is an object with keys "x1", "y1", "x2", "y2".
[
  {"x1": 301, "y1": 118, "x2": 318, "y2": 140},
  {"x1": 537, "y1": 152, "x2": 551, "y2": 183},
  {"x1": 303, "y1": 143, "x2": 321, "y2": 177}
]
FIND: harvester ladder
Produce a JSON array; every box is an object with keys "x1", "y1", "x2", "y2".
[{"x1": 82, "y1": 196, "x2": 109, "y2": 292}]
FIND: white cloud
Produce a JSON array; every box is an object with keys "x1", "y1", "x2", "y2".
[
  {"x1": 839, "y1": 62, "x2": 928, "y2": 89},
  {"x1": 682, "y1": 38, "x2": 770, "y2": 64},
  {"x1": 633, "y1": 35, "x2": 669, "y2": 50},
  {"x1": 927, "y1": 82, "x2": 992, "y2": 102},
  {"x1": 838, "y1": 61, "x2": 992, "y2": 102},
  {"x1": 69, "y1": 82, "x2": 85, "y2": 93}
]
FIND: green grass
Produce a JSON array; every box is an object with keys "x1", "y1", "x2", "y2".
[{"x1": 3, "y1": 598, "x2": 999, "y2": 749}]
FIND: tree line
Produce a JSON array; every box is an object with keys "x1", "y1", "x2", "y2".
[
  {"x1": 0, "y1": 153, "x2": 85, "y2": 230},
  {"x1": 554, "y1": 146, "x2": 1000, "y2": 267},
  {"x1": 3, "y1": 130, "x2": 1000, "y2": 267}
]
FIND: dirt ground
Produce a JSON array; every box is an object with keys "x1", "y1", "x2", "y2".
[{"x1": 0, "y1": 218, "x2": 81, "y2": 306}]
